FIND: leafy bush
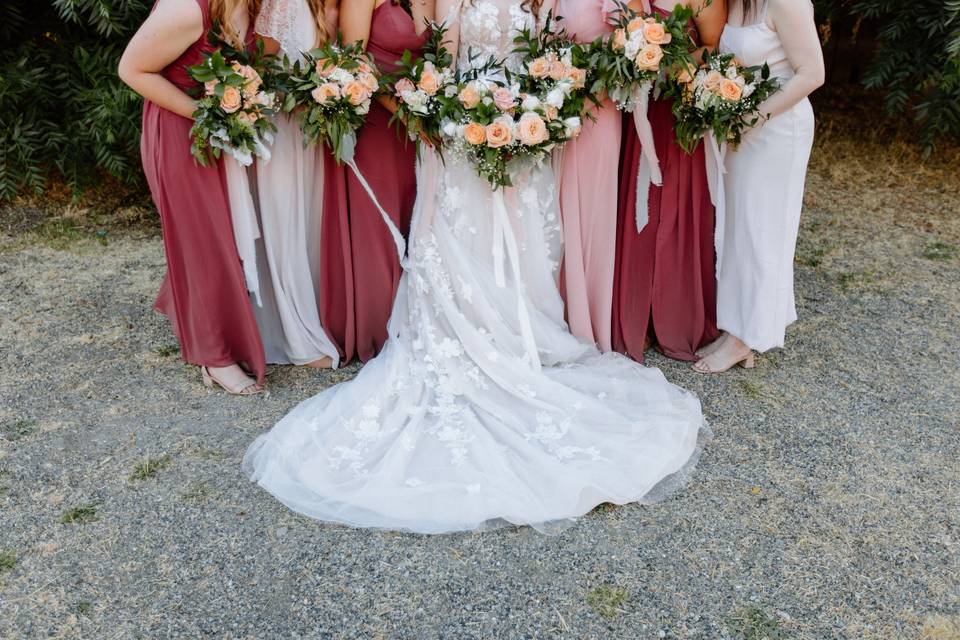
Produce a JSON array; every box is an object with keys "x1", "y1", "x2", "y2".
[{"x1": 0, "y1": 1, "x2": 147, "y2": 200}]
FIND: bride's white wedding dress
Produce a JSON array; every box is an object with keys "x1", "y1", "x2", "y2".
[{"x1": 244, "y1": 0, "x2": 708, "y2": 534}]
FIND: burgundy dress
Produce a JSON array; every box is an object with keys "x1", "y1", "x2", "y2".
[
  {"x1": 141, "y1": 0, "x2": 266, "y2": 383},
  {"x1": 611, "y1": 7, "x2": 719, "y2": 363},
  {"x1": 320, "y1": 1, "x2": 428, "y2": 364}
]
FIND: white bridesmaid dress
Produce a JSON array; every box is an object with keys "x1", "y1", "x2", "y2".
[
  {"x1": 717, "y1": 7, "x2": 815, "y2": 352},
  {"x1": 251, "y1": 0, "x2": 340, "y2": 367}
]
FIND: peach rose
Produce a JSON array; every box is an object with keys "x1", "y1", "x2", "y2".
[
  {"x1": 676, "y1": 62, "x2": 697, "y2": 85},
  {"x1": 357, "y1": 60, "x2": 374, "y2": 75},
  {"x1": 718, "y1": 78, "x2": 743, "y2": 101},
  {"x1": 359, "y1": 72, "x2": 379, "y2": 92},
  {"x1": 463, "y1": 122, "x2": 487, "y2": 145},
  {"x1": 458, "y1": 83, "x2": 481, "y2": 109},
  {"x1": 418, "y1": 64, "x2": 440, "y2": 96},
  {"x1": 517, "y1": 112, "x2": 548, "y2": 146},
  {"x1": 315, "y1": 58, "x2": 334, "y2": 77},
  {"x1": 312, "y1": 82, "x2": 341, "y2": 104},
  {"x1": 627, "y1": 17, "x2": 644, "y2": 33},
  {"x1": 528, "y1": 57, "x2": 551, "y2": 78},
  {"x1": 544, "y1": 105, "x2": 559, "y2": 121},
  {"x1": 612, "y1": 28, "x2": 627, "y2": 51},
  {"x1": 635, "y1": 44, "x2": 664, "y2": 71},
  {"x1": 236, "y1": 110, "x2": 256, "y2": 125},
  {"x1": 642, "y1": 21, "x2": 671, "y2": 45},
  {"x1": 220, "y1": 85, "x2": 242, "y2": 113},
  {"x1": 343, "y1": 81, "x2": 371, "y2": 106},
  {"x1": 704, "y1": 70, "x2": 724, "y2": 91},
  {"x1": 566, "y1": 67, "x2": 587, "y2": 90},
  {"x1": 548, "y1": 59, "x2": 567, "y2": 81},
  {"x1": 485, "y1": 117, "x2": 514, "y2": 148},
  {"x1": 493, "y1": 87, "x2": 516, "y2": 111},
  {"x1": 394, "y1": 77, "x2": 416, "y2": 97}
]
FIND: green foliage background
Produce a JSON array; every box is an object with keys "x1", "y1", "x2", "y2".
[{"x1": 0, "y1": 0, "x2": 957, "y2": 201}]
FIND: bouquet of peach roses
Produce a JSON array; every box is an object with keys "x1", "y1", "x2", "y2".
[
  {"x1": 592, "y1": 3, "x2": 695, "y2": 111},
  {"x1": 390, "y1": 26, "x2": 458, "y2": 144},
  {"x1": 188, "y1": 47, "x2": 278, "y2": 167},
  {"x1": 280, "y1": 39, "x2": 379, "y2": 163},
  {"x1": 670, "y1": 51, "x2": 779, "y2": 152}
]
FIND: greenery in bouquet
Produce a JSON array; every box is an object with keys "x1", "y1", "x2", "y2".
[
  {"x1": 590, "y1": 2, "x2": 695, "y2": 111},
  {"x1": 669, "y1": 50, "x2": 780, "y2": 152},
  {"x1": 187, "y1": 33, "x2": 279, "y2": 167},
  {"x1": 278, "y1": 37, "x2": 379, "y2": 163},
  {"x1": 389, "y1": 25, "x2": 459, "y2": 144}
]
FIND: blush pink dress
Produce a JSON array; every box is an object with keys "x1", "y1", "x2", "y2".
[
  {"x1": 319, "y1": 1, "x2": 428, "y2": 364},
  {"x1": 140, "y1": 0, "x2": 266, "y2": 383},
  {"x1": 555, "y1": 0, "x2": 620, "y2": 352}
]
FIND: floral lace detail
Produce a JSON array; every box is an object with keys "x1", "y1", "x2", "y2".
[
  {"x1": 458, "y1": 0, "x2": 536, "y2": 73},
  {"x1": 255, "y1": 0, "x2": 316, "y2": 61}
]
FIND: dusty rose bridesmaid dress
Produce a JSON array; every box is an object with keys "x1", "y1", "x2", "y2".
[
  {"x1": 555, "y1": 0, "x2": 619, "y2": 352},
  {"x1": 320, "y1": 1, "x2": 428, "y2": 364},
  {"x1": 611, "y1": 6, "x2": 719, "y2": 364},
  {"x1": 140, "y1": 0, "x2": 266, "y2": 383}
]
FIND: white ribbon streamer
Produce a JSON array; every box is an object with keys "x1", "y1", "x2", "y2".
[
  {"x1": 491, "y1": 189, "x2": 542, "y2": 370},
  {"x1": 703, "y1": 131, "x2": 727, "y2": 277},
  {"x1": 224, "y1": 157, "x2": 263, "y2": 307},
  {"x1": 632, "y1": 83, "x2": 663, "y2": 233}
]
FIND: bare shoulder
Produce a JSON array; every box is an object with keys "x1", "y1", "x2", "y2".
[{"x1": 150, "y1": 0, "x2": 204, "y2": 31}]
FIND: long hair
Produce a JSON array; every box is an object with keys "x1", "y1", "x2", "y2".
[
  {"x1": 307, "y1": 0, "x2": 330, "y2": 46},
  {"x1": 738, "y1": 0, "x2": 765, "y2": 24},
  {"x1": 210, "y1": 0, "x2": 262, "y2": 49}
]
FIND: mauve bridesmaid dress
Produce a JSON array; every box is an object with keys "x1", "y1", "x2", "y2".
[
  {"x1": 611, "y1": 6, "x2": 719, "y2": 364},
  {"x1": 555, "y1": 0, "x2": 619, "y2": 352},
  {"x1": 140, "y1": 0, "x2": 266, "y2": 383},
  {"x1": 320, "y1": 1, "x2": 428, "y2": 364}
]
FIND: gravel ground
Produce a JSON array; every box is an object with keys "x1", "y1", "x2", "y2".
[{"x1": 1, "y1": 138, "x2": 959, "y2": 639}]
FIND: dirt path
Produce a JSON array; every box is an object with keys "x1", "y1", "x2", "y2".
[{"x1": 1, "y1": 137, "x2": 958, "y2": 638}]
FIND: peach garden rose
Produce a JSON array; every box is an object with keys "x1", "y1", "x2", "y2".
[
  {"x1": 463, "y1": 122, "x2": 487, "y2": 145},
  {"x1": 343, "y1": 81, "x2": 371, "y2": 106},
  {"x1": 518, "y1": 112, "x2": 548, "y2": 146},
  {"x1": 220, "y1": 85, "x2": 243, "y2": 113},
  {"x1": 635, "y1": 44, "x2": 664, "y2": 71},
  {"x1": 485, "y1": 117, "x2": 514, "y2": 148}
]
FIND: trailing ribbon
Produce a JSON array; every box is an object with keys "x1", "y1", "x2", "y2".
[
  {"x1": 341, "y1": 132, "x2": 408, "y2": 267},
  {"x1": 491, "y1": 189, "x2": 542, "y2": 370},
  {"x1": 224, "y1": 156, "x2": 263, "y2": 307},
  {"x1": 632, "y1": 83, "x2": 663, "y2": 233},
  {"x1": 703, "y1": 131, "x2": 727, "y2": 277}
]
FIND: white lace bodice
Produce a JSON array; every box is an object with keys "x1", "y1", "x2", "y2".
[
  {"x1": 456, "y1": 0, "x2": 536, "y2": 73},
  {"x1": 255, "y1": 0, "x2": 318, "y2": 62}
]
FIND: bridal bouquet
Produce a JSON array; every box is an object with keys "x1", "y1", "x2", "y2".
[
  {"x1": 390, "y1": 26, "x2": 458, "y2": 142},
  {"x1": 670, "y1": 50, "x2": 780, "y2": 152},
  {"x1": 279, "y1": 39, "x2": 379, "y2": 163},
  {"x1": 591, "y1": 3, "x2": 695, "y2": 110},
  {"x1": 188, "y1": 46, "x2": 279, "y2": 166}
]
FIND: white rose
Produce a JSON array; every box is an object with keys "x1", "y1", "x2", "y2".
[
  {"x1": 563, "y1": 116, "x2": 582, "y2": 137},
  {"x1": 546, "y1": 87, "x2": 565, "y2": 109},
  {"x1": 521, "y1": 95, "x2": 541, "y2": 111},
  {"x1": 624, "y1": 38, "x2": 641, "y2": 61},
  {"x1": 329, "y1": 68, "x2": 354, "y2": 84},
  {"x1": 482, "y1": 96, "x2": 494, "y2": 106},
  {"x1": 444, "y1": 84, "x2": 458, "y2": 98},
  {"x1": 442, "y1": 120, "x2": 457, "y2": 137},
  {"x1": 742, "y1": 83, "x2": 756, "y2": 98}
]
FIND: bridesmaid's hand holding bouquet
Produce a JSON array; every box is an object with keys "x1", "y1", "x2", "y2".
[
  {"x1": 188, "y1": 41, "x2": 279, "y2": 167},
  {"x1": 591, "y1": 2, "x2": 696, "y2": 111},
  {"x1": 279, "y1": 39, "x2": 379, "y2": 163},
  {"x1": 669, "y1": 50, "x2": 780, "y2": 152}
]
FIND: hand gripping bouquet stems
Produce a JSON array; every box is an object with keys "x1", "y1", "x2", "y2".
[
  {"x1": 188, "y1": 34, "x2": 279, "y2": 167},
  {"x1": 279, "y1": 38, "x2": 379, "y2": 164},
  {"x1": 390, "y1": 25, "x2": 458, "y2": 144},
  {"x1": 669, "y1": 50, "x2": 780, "y2": 153}
]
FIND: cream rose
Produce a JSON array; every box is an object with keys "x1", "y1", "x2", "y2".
[
  {"x1": 312, "y1": 82, "x2": 341, "y2": 104},
  {"x1": 343, "y1": 81, "x2": 371, "y2": 106},
  {"x1": 517, "y1": 112, "x2": 548, "y2": 146},
  {"x1": 528, "y1": 57, "x2": 551, "y2": 78},
  {"x1": 493, "y1": 87, "x2": 516, "y2": 112},
  {"x1": 548, "y1": 59, "x2": 567, "y2": 81},
  {"x1": 642, "y1": 21, "x2": 671, "y2": 45},
  {"x1": 394, "y1": 77, "x2": 416, "y2": 97},
  {"x1": 704, "y1": 70, "x2": 724, "y2": 91},
  {"x1": 566, "y1": 67, "x2": 587, "y2": 90},
  {"x1": 485, "y1": 117, "x2": 514, "y2": 148},
  {"x1": 359, "y1": 72, "x2": 379, "y2": 92},
  {"x1": 627, "y1": 17, "x2": 644, "y2": 33},
  {"x1": 220, "y1": 85, "x2": 243, "y2": 113},
  {"x1": 463, "y1": 122, "x2": 487, "y2": 145},
  {"x1": 612, "y1": 28, "x2": 627, "y2": 51},
  {"x1": 718, "y1": 78, "x2": 744, "y2": 101},
  {"x1": 635, "y1": 44, "x2": 664, "y2": 71},
  {"x1": 418, "y1": 64, "x2": 440, "y2": 96},
  {"x1": 458, "y1": 83, "x2": 481, "y2": 109}
]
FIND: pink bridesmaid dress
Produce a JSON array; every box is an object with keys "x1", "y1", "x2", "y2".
[
  {"x1": 140, "y1": 0, "x2": 266, "y2": 383},
  {"x1": 611, "y1": 5, "x2": 719, "y2": 364},
  {"x1": 555, "y1": 0, "x2": 620, "y2": 352},
  {"x1": 320, "y1": 1, "x2": 428, "y2": 364}
]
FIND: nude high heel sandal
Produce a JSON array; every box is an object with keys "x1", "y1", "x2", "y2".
[
  {"x1": 201, "y1": 367, "x2": 264, "y2": 396},
  {"x1": 692, "y1": 351, "x2": 755, "y2": 374}
]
